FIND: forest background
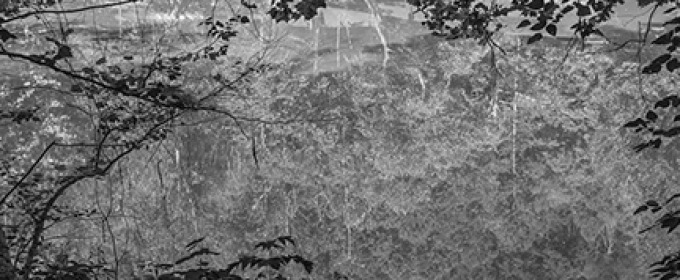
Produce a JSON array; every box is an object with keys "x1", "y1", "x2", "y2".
[{"x1": 2, "y1": 0, "x2": 680, "y2": 279}]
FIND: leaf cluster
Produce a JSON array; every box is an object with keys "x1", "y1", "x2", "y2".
[
  {"x1": 145, "y1": 236, "x2": 314, "y2": 280},
  {"x1": 623, "y1": 95, "x2": 680, "y2": 152}
]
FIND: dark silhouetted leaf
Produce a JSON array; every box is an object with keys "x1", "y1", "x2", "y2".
[
  {"x1": 643, "y1": 62, "x2": 663, "y2": 74},
  {"x1": 575, "y1": 3, "x2": 591, "y2": 16},
  {"x1": 651, "y1": 267, "x2": 671, "y2": 274},
  {"x1": 661, "y1": 216, "x2": 680, "y2": 233},
  {"x1": 634, "y1": 205, "x2": 649, "y2": 215},
  {"x1": 647, "y1": 200, "x2": 660, "y2": 207},
  {"x1": 0, "y1": 28, "x2": 17, "y2": 42},
  {"x1": 665, "y1": 127, "x2": 680, "y2": 137},
  {"x1": 517, "y1": 19, "x2": 531, "y2": 28},
  {"x1": 255, "y1": 240, "x2": 283, "y2": 251},
  {"x1": 660, "y1": 273, "x2": 678, "y2": 280},
  {"x1": 667, "y1": 58, "x2": 680, "y2": 72},
  {"x1": 528, "y1": 0, "x2": 544, "y2": 9},
  {"x1": 674, "y1": 115, "x2": 680, "y2": 122},
  {"x1": 546, "y1": 24, "x2": 557, "y2": 36},
  {"x1": 54, "y1": 45, "x2": 72, "y2": 60},
  {"x1": 652, "y1": 54, "x2": 673, "y2": 65},
  {"x1": 638, "y1": 0, "x2": 656, "y2": 7},
  {"x1": 277, "y1": 236, "x2": 295, "y2": 247},
  {"x1": 561, "y1": 5, "x2": 574, "y2": 14},
  {"x1": 96, "y1": 57, "x2": 107, "y2": 65},
  {"x1": 656, "y1": 96, "x2": 674, "y2": 108},
  {"x1": 665, "y1": 16, "x2": 680, "y2": 25},
  {"x1": 652, "y1": 32, "x2": 674, "y2": 44},
  {"x1": 530, "y1": 20, "x2": 547, "y2": 30},
  {"x1": 623, "y1": 118, "x2": 646, "y2": 128},
  {"x1": 646, "y1": 111, "x2": 659, "y2": 121},
  {"x1": 527, "y1": 33, "x2": 543, "y2": 44}
]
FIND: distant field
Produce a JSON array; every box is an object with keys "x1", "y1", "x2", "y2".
[{"x1": 1, "y1": 1, "x2": 673, "y2": 75}]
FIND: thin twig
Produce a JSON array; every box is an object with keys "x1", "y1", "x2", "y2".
[
  {"x1": 0, "y1": 0, "x2": 139, "y2": 24},
  {"x1": 0, "y1": 141, "x2": 56, "y2": 207}
]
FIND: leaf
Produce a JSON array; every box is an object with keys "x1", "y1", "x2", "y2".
[
  {"x1": 527, "y1": 33, "x2": 543, "y2": 44},
  {"x1": 653, "y1": 54, "x2": 673, "y2": 65},
  {"x1": 652, "y1": 32, "x2": 674, "y2": 44},
  {"x1": 667, "y1": 58, "x2": 680, "y2": 72},
  {"x1": 661, "y1": 216, "x2": 680, "y2": 233},
  {"x1": 54, "y1": 45, "x2": 73, "y2": 60},
  {"x1": 646, "y1": 110, "x2": 659, "y2": 121},
  {"x1": 642, "y1": 63, "x2": 663, "y2": 74},
  {"x1": 652, "y1": 267, "x2": 672, "y2": 274},
  {"x1": 546, "y1": 24, "x2": 557, "y2": 36},
  {"x1": 530, "y1": 20, "x2": 547, "y2": 31},
  {"x1": 0, "y1": 28, "x2": 17, "y2": 42},
  {"x1": 527, "y1": 0, "x2": 544, "y2": 10},
  {"x1": 660, "y1": 273, "x2": 679, "y2": 280},
  {"x1": 575, "y1": 3, "x2": 591, "y2": 16},
  {"x1": 638, "y1": 0, "x2": 655, "y2": 7},
  {"x1": 666, "y1": 15, "x2": 680, "y2": 25},
  {"x1": 623, "y1": 118, "x2": 646, "y2": 128},
  {"x1": 254, "y1": 240, "x2": 283, "y2": 251},
  {"x1": 674, "y1": 115, "x2": 680, "y2": 122},
  {"x1": 647, "y1": 200, "x2": 660, "y2": 207},
  {"x1": 664, "y1": 127, "x2": 680, "y2": 137},
  {"x1": 95, "y1": 57, "x2": 107, "y2": 65},
  {"x1": 561, "y1": 5, "x2": 574, "y2": 14},
  {"x1": 656, "y1": 96, "x2": 675, "y2": 108},
  {"x1": 123, "y1": 55, "x2": 134, "y2": 60},
  {"x1": 517, "y1": 19, "x2": 531, "y2": 28},
  {"x1": 634, "y1": 205, "x2": 649, "y2": 215},
  {"x1": 276, "y1": 236, "x2": 295, "y2": 247},
  {"x1": 294, "y1": 257, "x2": 314, "y2": 273},
  {"x1": 241, "y1": 0, "x2": 258, "y2": 9}
]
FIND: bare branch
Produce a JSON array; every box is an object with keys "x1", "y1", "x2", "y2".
[
  {"x1": 0, "y1": 141, "x2": 56, "y2": 207},
  {"x1": 0, "y1": 0, "x2": 139, "y2": 24}
]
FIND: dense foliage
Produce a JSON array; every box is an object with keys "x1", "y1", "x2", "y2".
[{"x1": 2, "y1": 0, "x2": 680, "y2": 280}]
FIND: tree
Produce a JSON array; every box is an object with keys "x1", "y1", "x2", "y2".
[{"x1": 0, "y1": 1, "x2": 328, "y2": 279}]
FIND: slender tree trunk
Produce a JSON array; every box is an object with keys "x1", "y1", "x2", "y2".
[{"x1": 362, "y1": 0, "x2": 389, "y2": 66}]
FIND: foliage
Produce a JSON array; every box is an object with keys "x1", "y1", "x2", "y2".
[
  {"x1": 4, "y1": 0, "x2": 680, "y2": 280},
  {"x1": 0, "y1": 0, "x2": 299, "y2": 279},
  {"x1": 147, "y1": 236, "x2": 315, "y2": 280}
]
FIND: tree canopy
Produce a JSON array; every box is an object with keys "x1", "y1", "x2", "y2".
[{"x1": 2, "y1": 0, "x2": 680, "y2": 279}]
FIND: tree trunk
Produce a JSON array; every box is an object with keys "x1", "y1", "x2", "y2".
[{"x1": 362, "y1": 0, "x2": 389, "y2": 66}]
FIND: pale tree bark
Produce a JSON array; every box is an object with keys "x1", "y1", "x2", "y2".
[{"x1": 361, "y1": 0, "x2": 390, "y2": 67}]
